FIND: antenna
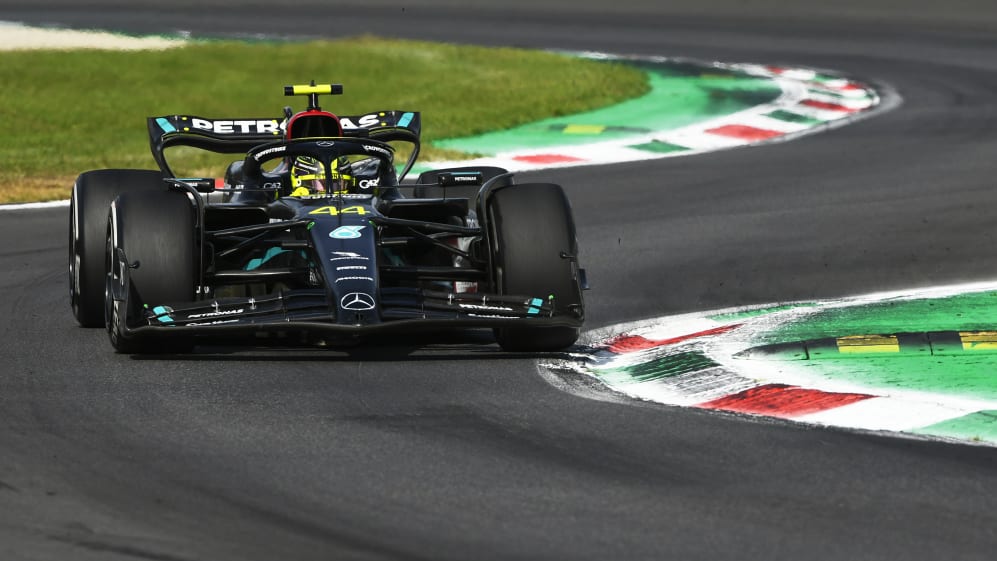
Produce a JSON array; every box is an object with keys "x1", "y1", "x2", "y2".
[{"x1": 283, "y1": 81, "x2": 344, "y2": 111}]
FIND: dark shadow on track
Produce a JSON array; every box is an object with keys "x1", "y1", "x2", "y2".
[{"x1": 125, "y1": 330, "x2": 581, "y2": 362}]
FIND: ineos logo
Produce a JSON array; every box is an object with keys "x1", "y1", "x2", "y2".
[{"x1": 340, "y1": 292, "x2": 375, "y2": 311}]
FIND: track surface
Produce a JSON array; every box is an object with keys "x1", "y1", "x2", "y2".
[{"x1": 2, "y1": 2, "x2": 997, "y2": 559}]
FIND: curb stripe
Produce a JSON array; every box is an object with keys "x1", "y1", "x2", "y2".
[
  {"x1": 765, "y1": 66, "x2": 817, "y2": 80},
  {"x1": 627, "y1": 366, "x2": 760, "y2": 406},
  {"x1": 511, "y1": 154, "x2": 583, "y2": 164},
  {"x1": 604, "y1": 324, "x2": 742, "y2": 353},
  {"x1": 546, "y1": 284, "x2": 997, "y2": 449},
  {"x1": 628, "y1": 140, "x2": 690, "y2": 153},
  {"x1": 658, "y1": 128, "x2": 750, "y2": 150},
  {"x1": 698, "y1": 384, "x2": 875, "y2": 417},
  {"x1": 562, "y1": 124, "x2": 608, "y2": 134},
  {"x1": 728, "y1": 113, "x2": 811, "y2": 134},
  {"x1": 736, "y1": 331, "x2": 997, "y2": 360},
  {"x1": 836, "y1": 334, "x2": 900, "y2": 354},
  {"x1": 797, "y1": 398, "x2": 972, "y2": 432},
  {"x1": 801, "y1": 99, "x2": 859, "y2": 113},
  {"x1": 804, "y1": 91, "x2": 875, "y2": 109},
  {"x1": 959, "y1": 331, "x2": 997, "y2": 350},
  {"x1": 912, "y1": 410, "x2": 997, "y2": 441},
  {"x1": 399, "y1": 54, "x2": 885, "y2": 181},
  {"x1": 764, "y1": 109, "x2": 824, "y2": 125},
  {"x1": 706, "y1": 124, "x2": 784, "y2": 141},
  {"x1": 595, "y1": 351, "x2": 717, "y2": 383},
  {"x1": 808, "y1": 81, "x2": 866, "y2": 95}
]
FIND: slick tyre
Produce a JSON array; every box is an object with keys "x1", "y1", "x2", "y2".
[
  {"x1": 488, "y1": 183, "x2": 583, "y2": 352},
  {"x1": 106, "y1": 189, "x2": 196, "y2": 354},
  {"x1": 69, "y1": 169, "x2": 164, "y2": 327}
]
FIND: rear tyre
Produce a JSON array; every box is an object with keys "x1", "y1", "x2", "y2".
[
  {"x1": 69, "y1": 169, "x2": 164, "y2": 327},
  {"x1": 487, "y1": 183, "x2": 584, "y2": 352},
  {"x1": 106, "y1": 189, "x2": 196, "y2": 354}
]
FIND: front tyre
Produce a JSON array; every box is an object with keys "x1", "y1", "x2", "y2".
[
  {"x1": 105, "y1": 189, "x2": 197, "y2": 354},
  {"x1": 487, "y1": 183, "x2": 584, "y2": 352},
  {"x1": 70, "y1": 169, "x2": 164, "y2": 327}
]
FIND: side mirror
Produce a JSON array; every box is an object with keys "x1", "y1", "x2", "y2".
[
  {"x1": 438, "y1": 171, "x2": 483, "y2": 187},
  {"x1": 173, "y1": 178, "x2": 217, "y2": 193}
]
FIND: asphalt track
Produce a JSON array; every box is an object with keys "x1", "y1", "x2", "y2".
[{"x1": 2, "y1": 1, "x2": 997, "y2": 559}]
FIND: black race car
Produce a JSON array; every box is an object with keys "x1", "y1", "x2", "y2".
[{"x1": 69, "y1": 83, "x2": 587, "y2": 353}]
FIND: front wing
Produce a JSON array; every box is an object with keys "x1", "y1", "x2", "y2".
[{"x1": 118, "y1": 286, "x2": 582, "y2": 341}]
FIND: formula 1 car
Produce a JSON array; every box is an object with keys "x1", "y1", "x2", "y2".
[{"x1": 69, "y1": 83, "x2": 586, "y2": 353}]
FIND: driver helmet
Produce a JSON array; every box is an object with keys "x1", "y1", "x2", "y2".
[{"x1": 289, "y1": 156, "x2": 353, "y2": 196}]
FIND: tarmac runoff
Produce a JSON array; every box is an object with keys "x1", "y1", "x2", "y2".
[{"x1": 546, "y1": 282, "x2": 997, "y2": 448}]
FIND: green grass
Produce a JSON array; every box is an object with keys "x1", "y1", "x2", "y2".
[{"x1": 0, "y1": 36, "x2": 648, "y2": 203}]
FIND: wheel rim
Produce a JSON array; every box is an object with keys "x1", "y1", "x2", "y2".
[{"x1": 69, "y1": 197, "x2": 81, "y2": 316}]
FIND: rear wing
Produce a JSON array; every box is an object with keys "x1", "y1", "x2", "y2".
[{"x1": 147, "y1": 110, "x2": 422, "y2": 178}]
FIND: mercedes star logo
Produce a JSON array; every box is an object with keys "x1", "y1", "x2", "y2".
[
  {"x1": 340, "y1": 292, "x2": 375, "y2": 311},
  {"x1": 316, "y1": 140, "x2": 336, "y2": 147}
]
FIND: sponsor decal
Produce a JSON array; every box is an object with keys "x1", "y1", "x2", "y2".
[
  {"x1": 335, "y1": 276, "x2": 375, "y2": 283},
  {"x1": 190, "y1": 118, "x2": 281, "y2": 135},
  {"x1": 459, "y1": 303, "x2": 514, "y2": 312},
  {"x1": 187, "y1": 308, "x2": 244, "y2": 320},
  {"x1": 358, "y1": 178, "x2": 380, "y2": 189},
  {"x1": 362, "y1": 144, "x2": 392, "y2": 158},
  {"x1": 329, "y1": 225, "x2": 366, "y2": 239},
  {"x1": 452, "y1": 174, "x2": 480, "y2": 183},
  {"x1": 527, "y1": 297, "x2": 545, "y2": 315},
  {"x1": 188, "y1": 319, "x2": 240, "y2": 326},
  {"x1": 330, "y1": 251, "x2": 369, "y2": 261},
  {"x1": 340, "y1": 292, "x2": 376, "y2": 311},
  {"x1": 253, "y1": 145, "x2": 286, "y2": 162},
  {"x1": 467, "y1": 313, "x2": 519, "y2": 319},
  {"x1": 340, "y1": 114, "x2": 383, "y2": 130},
  {"x1": 151, "y1": 305, "x2": 175, "y2": 324},
  {"x1": 309, "y1": 205, "x2": 367, "y2": 216},
  {"x1": 316, "y1": 140, "x2": 336, "y2": 147},
  {"x1": 336, "y1": 265, "x2": 368, "y2": 271},
  {"x1": 455, "y1": 281, "x2": 478, "y2": 294}
]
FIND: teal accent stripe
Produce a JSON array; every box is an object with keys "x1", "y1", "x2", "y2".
[
  {"x1": 152, "y1": 306, "x2": 174, "y2": 323},
  {"x1": 156, "y1": 117, "x2": 177, "y2": 133},
  {"x1": 246, "y1": 247, "x2": 288, "y2": 270},
  {"x1": 398, "y1": 112, "x2": 414, "y2": 127}
]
